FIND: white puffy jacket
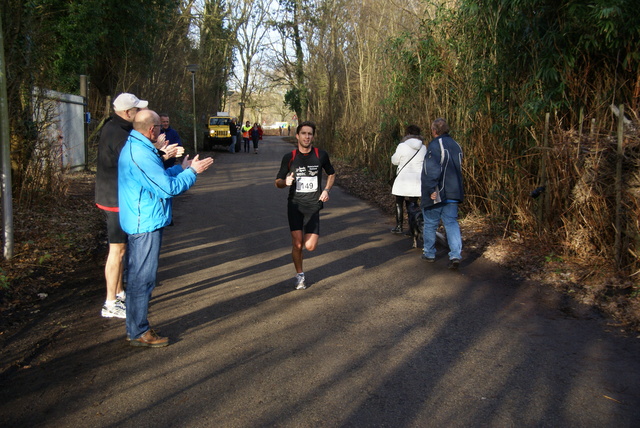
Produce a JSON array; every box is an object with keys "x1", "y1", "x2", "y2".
[{"x1": 391, "y1": 136, "x2": 426, "y2": 197}]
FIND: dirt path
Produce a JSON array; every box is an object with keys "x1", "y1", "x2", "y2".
[{"x1": 1, "y1": 136, "x2": 639, "y2": 427}]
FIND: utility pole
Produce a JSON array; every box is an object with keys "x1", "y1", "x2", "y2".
[
  {"x1": 0, "y1": 15, "x2": 14, "y2": 259},
  {"x1": 80, "y1": 75, "x2": 89, "y2": 171},
  {"x1": 186, "y1": 64, "x2": 199, "y2": 154}
]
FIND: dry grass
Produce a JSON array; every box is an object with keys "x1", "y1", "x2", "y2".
[{"x1": 0, "y1": 172, "x2": 104, "y2": 324}]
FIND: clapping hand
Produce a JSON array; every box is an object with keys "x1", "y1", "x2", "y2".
[
  {"x1": 155, "y1": 133, "x2": 167, "y2": 147},
  {"x1": 160, "y1": 143, "x2": 183, "y2": 161},
  {"x1": 182, "y1": 154, "x2": 214, "y2": 174}
]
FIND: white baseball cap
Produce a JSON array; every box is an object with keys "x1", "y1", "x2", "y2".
[{"x1": 113, "y1": 93, "x2": 149, "y2": 111}]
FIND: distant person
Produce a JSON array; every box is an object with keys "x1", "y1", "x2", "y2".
[
  {"x1": 275, "y1": 121, "x2": 336, "y2": 290},
  {"x1": 159, "y1": 114, "x2": 183, "y2": 168},
  {"x1": 251, "y1": 122, "x2": 261, "y2": 154},
  {"x1": 118, "y1": 109, "x2": 214, "y2": 347},
  {"x1": 421, "y1": 118, "x2": 464, "y2": 269},
  {"x1": 242, "y1": 121, "x2": 252, "y2": 152},
  {"x1": 229, "y1": 118, "x2": 237, "y2": 153},
  {"x1": 236, "y1": 121, "x2": 242, "y2": 152},
  {"x1": 95, "y1": 92, "x2": 148, "y2": 319},
  {"x1": 390, "y1": 124, "x2": 425, "y2": 234}
]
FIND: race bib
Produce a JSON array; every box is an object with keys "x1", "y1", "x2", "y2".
[{"x1": 296, "y1": 176, "x2": 318, "y2": 193}]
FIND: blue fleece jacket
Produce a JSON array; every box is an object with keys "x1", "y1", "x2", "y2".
[{"x1": 118, "y1": 129, "x2": 196, "y2": 234}]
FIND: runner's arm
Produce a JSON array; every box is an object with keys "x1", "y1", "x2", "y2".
[
  {"x1": 320, "y1": 173, "x2": 335, "y2": 202},
  {"x1": 323, "y1": 173, "x2": 335, "y2": 193},
  {"x1": 275, "y1": 153, "x2": 293, "y2": 188}
]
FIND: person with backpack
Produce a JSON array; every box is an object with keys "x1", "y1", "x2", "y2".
[
  {"x1": 420, "y1": 118, "x2": 464, "y2": 269},
  {"x1": 275, "y1": 121, "x2": 336, "y2": 290}
]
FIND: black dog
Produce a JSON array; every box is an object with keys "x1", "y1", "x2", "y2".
[{"x1": 406, "y1": 201, "x2": 447, "y2": 249}]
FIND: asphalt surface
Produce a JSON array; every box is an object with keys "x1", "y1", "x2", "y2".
[{"x1": 1, "y1": 136, "x2": 639, "y2": 427}]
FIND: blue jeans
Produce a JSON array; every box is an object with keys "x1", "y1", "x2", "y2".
[
  {"x1": 422, "y1": 203, "x2": 462, "y2": 260},
  {"x1": 126, "y1": 229, "x2": 163, "y2": 339},
  {"x1": 229, "y1": 136, "x2": 236, "y2": 153}
]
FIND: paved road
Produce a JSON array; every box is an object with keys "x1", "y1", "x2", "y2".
[{"x1": 1, "y1": 136, "x2": 639, "y2": 427}]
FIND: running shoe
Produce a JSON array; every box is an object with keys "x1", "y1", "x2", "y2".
[
  {"x1": 101, "y1": 300, "x2": 126, "y2": 318},
  {"x1": 295, "y1": 274, "x2": 306, "y2": 290},
  {"x1": 116, "y1": 291, "x2": 126, "y2": 303}
]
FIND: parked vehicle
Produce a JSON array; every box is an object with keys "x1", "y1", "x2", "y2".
[{"x1": 204, "y1": 112, "x2": 233, "y2": 150}]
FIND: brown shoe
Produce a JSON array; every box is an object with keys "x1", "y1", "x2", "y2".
[{"x1": 129, "y1": 329, "x2": 169, "y2": 348}]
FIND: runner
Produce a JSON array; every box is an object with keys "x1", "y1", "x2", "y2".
[{"x1": 275, "y1": 121, "x2": 336, "y2": 290}]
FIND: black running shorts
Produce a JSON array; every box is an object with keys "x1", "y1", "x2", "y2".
[
  {"x1": 287, "y1": 201, "x2": 320, "y2": 235},
  {"x1": 104, "y1": 210, "x2": 127, "y2": 244}
]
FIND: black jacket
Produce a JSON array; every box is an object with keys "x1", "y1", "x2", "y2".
[{"x1": 95, "y1": 114, "x2": 132, "y2": 209}]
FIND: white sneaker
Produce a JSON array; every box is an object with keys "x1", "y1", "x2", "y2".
[
  {"x1": 116, "y1": 292, "x2": 126, "y2": 303},
  {"x1": 101, "y1": 300, "x2": 126, "y2": 318},
  {"x1": 295, "y1": 274, "x2": 306, "y2": 290}
]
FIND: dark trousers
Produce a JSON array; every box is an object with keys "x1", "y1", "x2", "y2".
[{"x1": 394, "y1": 196, "x2": 418, "y2": 228}]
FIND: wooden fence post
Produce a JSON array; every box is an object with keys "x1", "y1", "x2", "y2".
[
  {"x1": 614, "y1": 104, "x2": 624, "y2": 265},
  {"x1": 537, "y1": 112, "x2": 550, "y2": 231}
]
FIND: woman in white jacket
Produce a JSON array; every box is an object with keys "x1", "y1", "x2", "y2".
[{"x1": 390, "y1": 124, "x2": 426, "y2": 233}]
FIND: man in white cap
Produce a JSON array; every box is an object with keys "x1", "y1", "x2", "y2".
[{"x1": 95, "y1": 93, "x2": 148, "y2": 318}]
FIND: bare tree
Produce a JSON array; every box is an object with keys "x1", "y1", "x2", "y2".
[
  {"x1": 269, "y1": 0, "x2": 310, "y2": 121},
  {"x1": 228, "y1": 0, "x2": 271, "y2": 125},
  {"x1": 198, "y1": 0, "x2": 235, "y2": 116}
]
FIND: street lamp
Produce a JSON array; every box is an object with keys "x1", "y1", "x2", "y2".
[{"x1": 186, "y1": 64, "x2": 199, "y2": 154}]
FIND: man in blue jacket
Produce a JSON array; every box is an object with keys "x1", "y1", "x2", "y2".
[
  {"x1": 118, "y1": 109, "x2": 214, "y2": 347},
  {"x1": 420, "y1": 118, "x2": 464, "y2": 269}
]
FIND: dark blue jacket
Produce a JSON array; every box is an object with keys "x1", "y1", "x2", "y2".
[
  {"x1": 420, "y1": 133, "x2": 464, "y2": 208},
  {"x1": 160, "y1": 126, "x2": 182, "y2": 146}
]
